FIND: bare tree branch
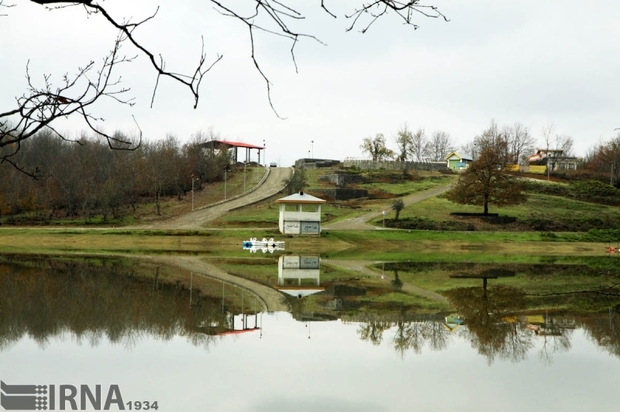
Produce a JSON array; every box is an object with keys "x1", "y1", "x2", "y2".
[
  {"x1": 0, "y1": 32, "x2": 142, "y2": 175},
  {"x1": 209, "y1": 0, "x2": 446, "y2": 117},
  {"x1": 2, "y1": 0, "x2": 447, "y2": 176},
  {"x1": 345, "y1": 1, "x2": 448, "y2": 33}
]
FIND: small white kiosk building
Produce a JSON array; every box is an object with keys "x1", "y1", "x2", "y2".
[{"x1": 275, "y1": 191, "x2": 326, "y2": 235}]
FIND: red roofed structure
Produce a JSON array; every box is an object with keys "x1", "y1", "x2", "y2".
[{"x1": 200, "y1": 139, "x2": 265, "y2": 164}]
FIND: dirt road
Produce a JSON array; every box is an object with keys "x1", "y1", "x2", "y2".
[
  {"x1": 321, "y1": 184, "x2": 454, "y2": 305},
  {"x1": 150, "y1": 167, "x2": 293, "y2": 230},
  {"x1": 147, "y1": 256, "x2": 291, "y2": 312},
  {"x1": 323, "y1": 184, "x2": 452, "y2": 231}
]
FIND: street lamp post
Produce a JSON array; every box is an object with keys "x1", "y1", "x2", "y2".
[
  {"x1": 263, "y1": 139, "x2": 266, "y2": 167},
  {"x1": 191, "y1": 175, "x2": 200, "y2": 211},
  {"x1": 311, "y1": 140, "x2": 314, "y2": 159},
  {"x1": 189, "y1": 272, "x2": 193, "y2": 308}
]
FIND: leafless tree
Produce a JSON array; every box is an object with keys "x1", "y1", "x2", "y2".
[
  {"x1": 538, "y1": 123, "x2": 574, "y2": 176},
  {"x1": 460, "y1": 140, "x2": 479, "y2": 161},
  {"x1": 505, "y1": 122, "x2": 535, "y2": 164},
  {"x1": 540, "y1": 122, "x2": 556, "y2": 151},
  {"x1": 1, "y1": 0, "x2": 447, "y2": 176},
  {"x1": 555, "y1": 134, "x2": 575, "y2": 157},
  {"x1": 410, "y1": 128, "x2": 427, "y2": 161},
  {"x1": 426, "y1": 130, "x2": 456, "y2": 161}
]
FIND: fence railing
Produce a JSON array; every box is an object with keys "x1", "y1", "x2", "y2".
[{"x1": 343, "y1": 159, "x2": 447, "y2": 171}]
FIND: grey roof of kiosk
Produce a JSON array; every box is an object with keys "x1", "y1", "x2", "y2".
[{"x1": 275, "y1": 191, "x2": 326, "y2": 204}]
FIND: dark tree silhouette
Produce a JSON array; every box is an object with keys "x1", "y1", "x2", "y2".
[{"x1": 391, "y1": 198, "x2": 405, "y2": 220}]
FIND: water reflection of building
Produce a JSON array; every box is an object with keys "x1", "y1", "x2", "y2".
[
  {"x1": 444, "y1": 314, "x2": 464, "y2": 332},
  {"x1": 275, "y1": 255, "x2": 325, "y2": 298},
  {"x1": 523, "y1": 315, "x2": 576, "y2": 336}
]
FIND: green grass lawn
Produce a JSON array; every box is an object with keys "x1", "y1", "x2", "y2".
[
  {"x1": 373, "y1": 258, "x2": 620, "y2": 312},
  {"x1": 357, "y1": 174, "x2": 455, "y2": 196},
  {"x1": 399, "y1": 192, "x2": 620, "y2": 222}
]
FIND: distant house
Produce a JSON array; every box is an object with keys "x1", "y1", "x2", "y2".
[
  {"x1": 527, "y1": 149, "x2": 578, "y2": 172},
  {"x1": 274, "y1": 191, "x2": 326, "y2": 235},
  {"x1": 445, "y1": 152, "x2": 473, "y2": 171}
]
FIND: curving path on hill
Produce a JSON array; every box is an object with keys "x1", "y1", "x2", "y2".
[
  {"x1": 148, "y1": 256, "x2": 290, "y2": 312},
  {"x1": 150, "y1": 167, "x2": 293, "y2": 230},
  {"x1": 323, "y1": 183, "x2": 453, "y2": 231}
]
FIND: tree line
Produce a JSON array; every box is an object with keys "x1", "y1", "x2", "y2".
[
  {"x1": 0, "y1": 129, "x2": 232, "y2": 221},
  {"x1": 0, "y1": 255, "x2": 253, "y2": 350},
  {"x1": 360, "y1": 119, "x2": 620, "y2": 174},
  {"x1": 360, "y1": 120, "x2": 545, "y2": 165},
  {"x1": 371, "y1": 120, "x2": 620, "y2": 217}
]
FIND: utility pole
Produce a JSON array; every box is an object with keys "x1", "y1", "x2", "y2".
[{"x1": 191, "y1": 175, "x2": 200, "y2": 211}]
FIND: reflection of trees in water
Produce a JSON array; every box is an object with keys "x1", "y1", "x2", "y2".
[
  {"x1": 391, "y1": 270, "x2": 403, "y2": 291},
  {"x1": 392, "y1": 320, "x2": 449, "y2": 356},
  {"x1": 357, "y1": 320, "x2": 391, "y2": 346},
  {"x1": 355, "y1": 261, "x2": 620, "y2": 362},
  {"x1": 445, "y1": 281, "x2": 532, "y2": 365},
  {"x1": 580, "y1": 310, "x2": 620, "y2": 357},
  {"x1": 0, "y1": 257, "x2": 242, "y2": 351},
  {"x1": 354, "y1": 313, "x2": 452, "y2": 356},
  {"x1": 538, "y1": 327, "x2": 572, "y2": 364}
]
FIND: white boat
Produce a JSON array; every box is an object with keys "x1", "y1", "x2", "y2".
[{"x1": 242, "y1": 238, "x2": 285, "y2": 253}]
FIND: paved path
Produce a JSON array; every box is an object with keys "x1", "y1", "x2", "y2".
[
  {"x1": 323, "y1": 184, "x2": 453, "y2": 231},
  {"x1": 150, "y1": 167, "x2": 293, "y2": 230}
]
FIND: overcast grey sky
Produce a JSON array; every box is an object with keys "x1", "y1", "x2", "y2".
[{"x1": 3, "y1": 1, "x2": 619, "y2": 166}]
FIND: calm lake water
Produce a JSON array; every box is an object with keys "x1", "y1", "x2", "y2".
[{"x1": 1, "y1": 255, "x2": 620, "y2": 412}]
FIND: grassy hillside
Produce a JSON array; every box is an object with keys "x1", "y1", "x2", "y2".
[
  {"x1": 3, "y1": 162, "x2": 620, "y2": 236},
  {"x1": 216, "y1": 166, "x2": 620, "y2": 235}
]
